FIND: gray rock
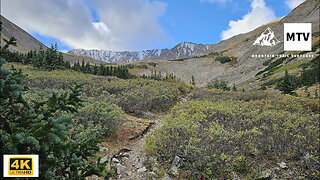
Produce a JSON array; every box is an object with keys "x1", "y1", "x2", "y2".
[
  {"x1": 116, "y1": 163, "x2": 125, "y2": 174},
  {"x1": 99, "y1": 146, "x2": 108, "y2": 152},
  {"x1": 89, "y1": 175, "x2": 99, "y2": 180},
  {"x1": 300, "y1": 151, "x2": 320, "y2": 172},
  {"x1": 168, "y1": 155, "x2": 182, "y2": 176},
  {"x1": 119, "y1": 152, "x2": 130, "y2": 158},
  {"x1": 232, "y1": 172, "x2": 241, "y2": 180},
  {"x1": 100, "y1": 155, "x2": 111, "y2": 164},
  {"x1": 169, "y1": 165, "x2": 179, "y2": 176},
  {"x1": 132, "y1": 156, "x2": 139, "y2": 162},
  {"x1": 172, "y1": 155, "x2": 182, "y2": 167},
  {"x1": 162, "y1": 173, "x2": 171, "y2": 180},
  {"x1": 112, "y1": 158, "x2": 120, "y2": 163},
  {"x1": 152, "y1": 166, "x2": 160, "y2": 173},
  {"x1": 126, "y1": 171, "x2": 133, "y2": 177},
  {"x1": 140, "y1": 153, "x2": 147, "y2": 162},
  {"x1": 148, "y1": 156, "x2": 157, "y2": 163},
  {"x1": 148, "y1": 171, "x2": 158, "y2": 178},
  {"x1": 135, "y1": 163, "x2": 143, "y2": 169},
  {"x1": 258, "y1": 170, "x2": 274, "y2": 180},
  {"x1": 137, "y1": 167, "x2": 147, "y2": 173},
  {"x1": 277, "y1": 162, "x2": 287, "y2": 169},
  {"x1": 142, "y1": 111, "x2": 155, "y2": 118},
  {"x1": 301, "y1": 152, "x2": 311, "y2": 168}
]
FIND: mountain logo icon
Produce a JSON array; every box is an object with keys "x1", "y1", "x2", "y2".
[{"x1": 253, "y1": 27, "x2": 280, "y2": 46}]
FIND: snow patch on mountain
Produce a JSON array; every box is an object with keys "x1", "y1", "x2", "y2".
[{"x1": 68, "y1": 42, "x2": 209, "y2": 63}]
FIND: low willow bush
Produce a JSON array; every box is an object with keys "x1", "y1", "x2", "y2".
[
  {"x1": 146, "y1": 94, "x2": 320, "y2": 179},
  {"x1": 13, "y1": 62, "x2": 190, "y2": 116},
  {"x1": 117, "y1": 82, "x2": 182, "y2": 115},
  {"x1": 73, "y1": 102, "x2": 125, "y2": 138}
]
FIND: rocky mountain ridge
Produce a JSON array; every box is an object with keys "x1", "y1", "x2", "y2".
[{"x1": 69, "y1": 42, "x2": 209, "y2": 63}]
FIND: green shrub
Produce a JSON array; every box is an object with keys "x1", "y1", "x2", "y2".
[
  {"x1": 147, "y1": 94, "x2": 320, "y2": 179},
  {"x1": 262, "y1": 57, "x2": 274, "y2": 66},
  {"x1": 75, "y1": 102, "x2": 125, "y2": 138},
  {"x1": 256, "y1": 57, "x2": 287, "y2": 76},
  {"x1": 207, "y1": 79, "x2": 231, "y2": 91},
  {"x1": 148, "y1": 62, "x2": 158, "y2": 67},
  {"x1": 137, "y1": 65, "x2": 148, "y2": 69},
  {"x1": 216, "y1": 56, "x2": 232, "y2": 64},
  {"x1": 117, "y1": 81, "x2": 182, "y2": 115}
]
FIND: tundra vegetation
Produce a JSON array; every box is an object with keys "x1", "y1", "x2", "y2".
[{"x1": 146, "y1": 89, "x2": 320, "y2": 179}]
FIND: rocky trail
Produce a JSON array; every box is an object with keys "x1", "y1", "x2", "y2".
[
  {"x1": 114, "y1": 116, "x2": 163, "y2": 180},
  {"x1": 88, "y1": 95, "x2": 191, "y2": 180}
]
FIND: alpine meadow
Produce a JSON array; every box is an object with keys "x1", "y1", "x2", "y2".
[{"x1": 0, "y1": 0, "x2": 319, "y2": 179}]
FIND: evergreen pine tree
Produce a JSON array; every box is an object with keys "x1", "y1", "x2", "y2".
[
  {"x1": 0, "y1": 37, "x2": 104, "y2": 179},
  {"x1": 93, "y1": 64, "x2": 98, "y2": 75},
  {"x1": 278, "y1": 70, "x2": 296, "y2": 95},
  {"x1": 191, "y1": 75, "x2": 195, "y2": 86},
  {"x1": 232, "y1": 84, "x2": 237, "y2": 91},
  {"x1": 81, "y1": 59, "x2": 85, "y2": 72}
]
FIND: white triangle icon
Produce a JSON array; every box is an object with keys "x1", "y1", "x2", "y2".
[{"x1": 253, "y1": 27, "x2": 280, "y2": 46}]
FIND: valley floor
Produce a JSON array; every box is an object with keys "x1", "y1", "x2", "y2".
[{"x1": 3, "y1": 62, "x2": 319, "y2": 180}]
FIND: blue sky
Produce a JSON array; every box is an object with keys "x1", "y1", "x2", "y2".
[
  {"x1": 159, "y1": 0, "x2": 291, "y2": 45},
  {"x1": 3, "y1": 0, "x2": 304, "y2": 52}
]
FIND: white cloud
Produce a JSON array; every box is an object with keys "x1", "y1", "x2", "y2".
[
  {"x1": 221, "y1": 0, "x2": 276, "y2": 40},
  {"x1": 286, "y1": 0, "x2": 305, "y2": 9},
  {"x1": 2, "y1": 0, "x2": 169, "y2": 51},
  {"x1": 200, "y1": 0, "x2": 228, "y2": 3}
]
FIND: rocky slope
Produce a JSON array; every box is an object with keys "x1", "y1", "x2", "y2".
[
  {"x1": 1, "y1": 15, "x2": 46, "y2": 53},
  {"x1": 69, "y1": 42, "x2": 209, "y2": 63},
  {"x1": 0, "y1": 16, "x2": 106, "y2": 65}
]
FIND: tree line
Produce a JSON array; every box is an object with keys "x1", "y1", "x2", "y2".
[
  {"x1": 261, "y1": 56, "x2": 320, "y2": 95},
  {"x1": 0, "y1": 43, "x2": 135, "y2": 79}
]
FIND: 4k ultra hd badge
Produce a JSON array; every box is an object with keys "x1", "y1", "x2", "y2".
[
  {"x1": 284, "y1": 23, "x2": 312, "y2": 51},
  {"x1": 3, "y1": 155, "x2": 39, "y2": 177}
]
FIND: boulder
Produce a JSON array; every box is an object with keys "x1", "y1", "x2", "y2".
[
  {"x1": 100, "y1": 155, "x2": 111, "y2": 164},
  {"x1": 137, "y1": 167, "x2": 147, "y2": 173},
  {"x1": 116, "y1": 163, "x2": 125, "y2": 174}
]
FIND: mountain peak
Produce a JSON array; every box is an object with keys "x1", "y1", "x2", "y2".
[{"x1": 69, "y1": 42, "x2": 209, "y2": 63}]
